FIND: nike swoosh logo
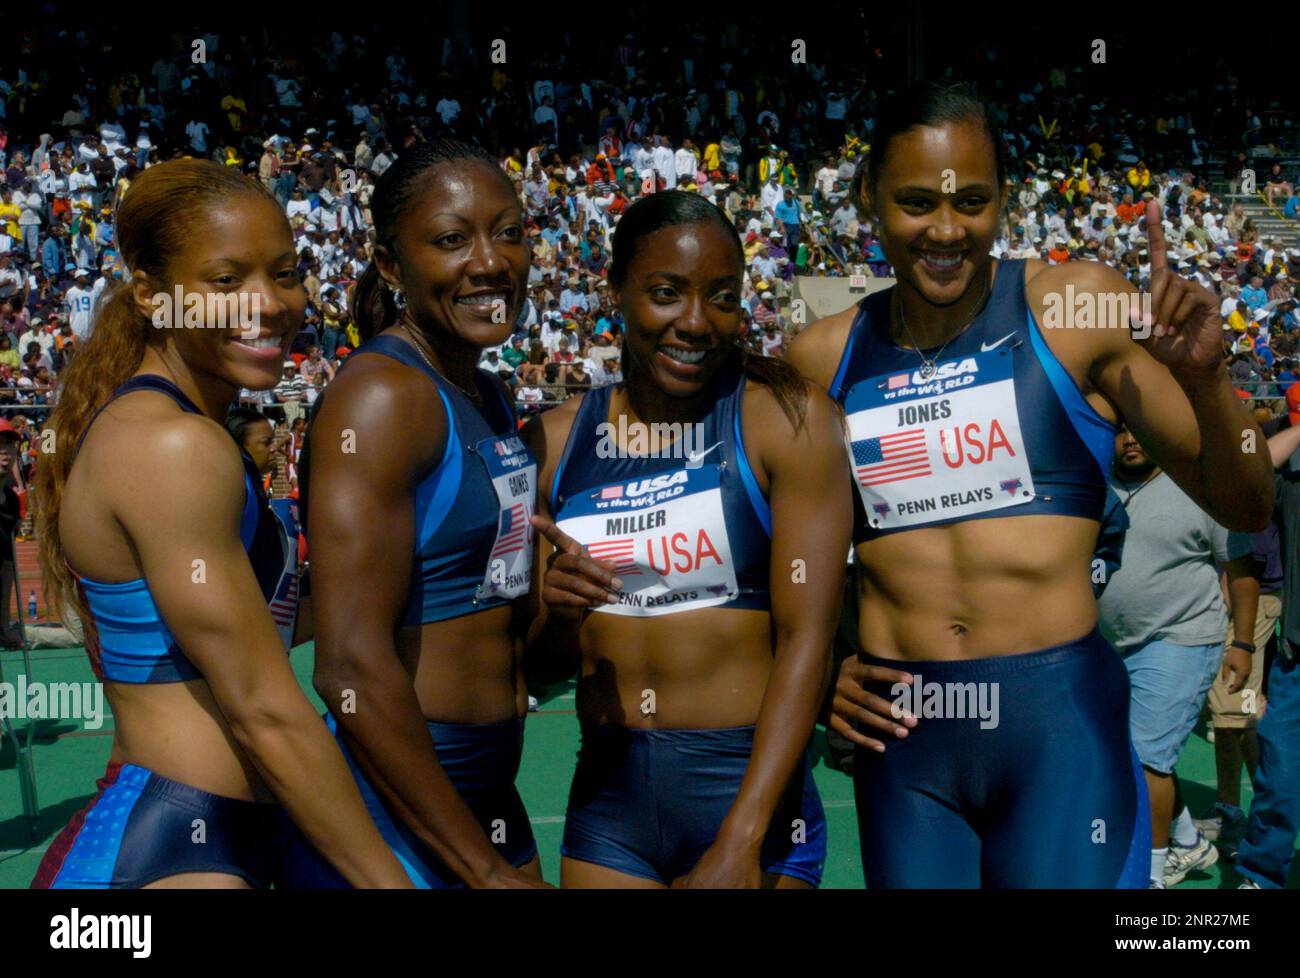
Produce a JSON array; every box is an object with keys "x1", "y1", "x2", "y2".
[
  {"x1": 686, "y1": 441, "x2": 724, "y2": 464},
  {"x1": 980, "y1": 333, "x2": 1016, "y2": 352}
]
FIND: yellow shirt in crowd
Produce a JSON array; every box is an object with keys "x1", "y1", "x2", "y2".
[{"x1": 0, "y1": 202, "x2": 20, "y2": 240}]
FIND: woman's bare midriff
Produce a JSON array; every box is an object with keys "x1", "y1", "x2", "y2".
[
  {"x1": 576, "y1": 608, "x2": 775, "y2": 729},
  {"x1": 109, "y1": 606, "x2": 526, "y2": 802},
  {"x1": 856, "y1": 513, "x2": 1102, "y2": 661},
  {"x1": 399, "y1": 604, "x2": 526, "y2": 722},
  {"x1": 108, "y1": 682, "x2": 277, "y2": 802}
]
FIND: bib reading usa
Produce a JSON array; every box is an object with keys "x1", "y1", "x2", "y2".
[
  {"x1": 477, "y1": 433, "x2": 536, "y2": 602},
  {"x1": 844, "y1": 350, "x2": 1035, "y2": 530},
  {"x1": 556, "y1": 465, "x2": 740, "y2": 617}
]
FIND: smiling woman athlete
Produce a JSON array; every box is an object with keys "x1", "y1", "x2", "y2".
[
  {"x1": 527, "y1": 190, "x2": 852, "y2": 888},
  {"x1": 279, "y1": 140, "x2": 547, "y2": 888},
  {"x1": 31, "y1": 160, "x2": 409, "y2": 889},
  {"x1": 787, "y1": 82, "x2": 1273, "y2": 888}
]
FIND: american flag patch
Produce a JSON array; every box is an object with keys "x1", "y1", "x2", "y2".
[
  {"x1": 599, "y1": 484, "x2": 624, "y2": 500},
  {"x1": 491, "y1": 502, "x2": 532, "y2": 559},
  {"x1": 586, "y1": 537, "x2": 640, "y2": 576},
  {"x1": 270, "y1": 575, "x2": 299, "y2": 628},
  {"x1": 887, "y1": 373, "x2": 911, "y2": 390},
  {"x1": 852, "y1": 429, "x2": 931, "y2": 487}
]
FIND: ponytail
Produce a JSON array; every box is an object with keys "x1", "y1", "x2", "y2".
[
  {"x1": 350, "y1": 261, "x2": 398, "y2": 342},
  {"x1": 35, "y1": 283, "x2": 148, "y2": 623},
  {"x1": 739, "y1": 348, "x2": 810, "y2": 432}
]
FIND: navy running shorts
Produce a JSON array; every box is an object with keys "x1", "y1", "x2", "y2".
[
  {"x1": 853, "y1": 628, "x2": 1151, "y2": 888},
  {"x1": 562, "y1": 724, "x2": 826, "y2": 886},
  {"x1": 32, "y1": 762, "x2": 283, "y2": 889}
]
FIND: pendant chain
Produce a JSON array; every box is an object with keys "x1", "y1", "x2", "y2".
[{"x1": 894, "y1": 266, "x2": 992, "y2": 379}]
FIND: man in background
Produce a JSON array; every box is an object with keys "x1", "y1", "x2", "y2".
[{"x1": 1098, "y1": 425, "x2": 1257, "y2": 888}]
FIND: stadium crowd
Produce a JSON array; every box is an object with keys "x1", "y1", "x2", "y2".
[{"x1": 0, "y1": 21, "x2": 1297, "y2": 505}]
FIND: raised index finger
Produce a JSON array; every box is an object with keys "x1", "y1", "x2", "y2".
[
  {"x1": 530, "y1": 512, "x2": 584, "y2": 555},
  {"x1": 1144, "y1": 199, "x2": 1168, "y2": 273}
]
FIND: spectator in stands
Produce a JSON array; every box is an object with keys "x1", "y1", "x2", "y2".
[
  {"x1": 775, "y1": 187, "x2": 804, "y2": 249},
  {"x1": 274, "y1": 359, "x2": 309, "y2": 422},
  {"x1": 299, "y1": 343, "x2": 336, "y2": 386},
  {"x1": 1265, "y1": 163, "x2": 1292, "y2": 207}
]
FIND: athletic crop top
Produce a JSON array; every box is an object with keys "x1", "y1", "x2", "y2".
[
  {"x1": 303, "y1": 334, "x2": 537, "y2": 625},
  {"x1": 550, "y1": 364, "x2": 771, "y2": 616},
  {"x1": 73, "y1": 375, "x2": 296, "y2": 684},
  {"x1": 829, "y1": 259, "x2": 1115, "y2": 543}
]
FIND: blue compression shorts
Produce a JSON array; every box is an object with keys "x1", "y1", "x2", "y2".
[
  {"x1": 32, "y1": 762, "x2": 283, "y2": 889},
  {"x1": 562, "y1": 724, "x2": 826, "y2": 886},
  {"x1": 853, "y1": 629, "x2": 1151, "y2": 888}
]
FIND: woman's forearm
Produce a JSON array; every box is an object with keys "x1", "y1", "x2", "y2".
[
  {"x1": 718, "y1": 636, "x2": 830, "y2": 849},
  {"x1": 223, "y1": 695, "x2": 409, "y2": 888},
  {"x1": 314, "y1": 649, "x2": 511, "y2": 887},
  {"x1": 1182, "y1": 368, "x2": 1273, "y2": 529}
]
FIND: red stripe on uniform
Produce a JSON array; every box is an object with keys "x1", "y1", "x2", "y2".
[{"x1": 30, "y1": 761, "x2": 124, "y2": 888}]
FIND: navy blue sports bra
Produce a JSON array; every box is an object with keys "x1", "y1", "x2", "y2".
[
  {"x1": 72, "y1": 376, "x2": 294, "y2": 683},
  {"x1": 550, "y1": 364, "x2": 771, "y2": 616},
  {"x1": 304, "y1": 334, "x2": 537, "y2": 625},
  {"x1": 830, "y1": 259, "x2": 1115, "y2": 543}
]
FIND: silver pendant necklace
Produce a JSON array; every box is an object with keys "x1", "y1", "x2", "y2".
[{"x1": 894, "y1": 266, "x2": 992, "y2": 379}]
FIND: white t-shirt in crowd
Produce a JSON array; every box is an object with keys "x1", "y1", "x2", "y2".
[
  {"x1": 66, "y1": 285, "x2": 95, "y2": 340},
  {"x1": 652, "y1": 145, "x2": 677, "y2": 188},
  {"x1": 674, "y1": 148, "x2": 697, "y2": 181}
]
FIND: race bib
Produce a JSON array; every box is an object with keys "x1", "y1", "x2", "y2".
[
  {"x1": 555, "y1": 464, "x2": 739, "y2": 617},
  {"x1": 843, "y1": 349, "x2": 1035, "y2": 531},
  {"x1": 474, "y1": 433, "x2": 537, "y2": 602}
]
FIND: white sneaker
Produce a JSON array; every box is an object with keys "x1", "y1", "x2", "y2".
[
  {"x1": 1238, "y1": 879, "x2": 1261, "y2": 889},
  {"x1": 1164, "y1": 832, "x2": 1220, "y2": 886},
  {"x1": 527, "y1": 695, "x2": 539, "y2": 712},
  {"x1": 1149, "y1": 878, "x2": 1167, "y2": 889}
]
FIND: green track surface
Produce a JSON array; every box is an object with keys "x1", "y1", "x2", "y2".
[{"x1": 2, "y1": 643, "x2": 1296, "y2": 889}]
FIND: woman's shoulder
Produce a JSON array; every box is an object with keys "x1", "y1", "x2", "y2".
[{"x1": 88, "y1": 400, "x2": 242, "y2": 494}]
